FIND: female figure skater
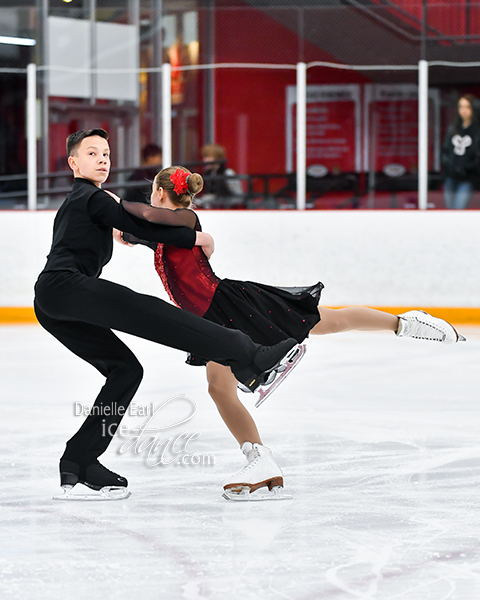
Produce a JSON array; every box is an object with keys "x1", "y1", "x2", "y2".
[
  {"x1": 34, "y1": 129, "x2": 299, "y2": 500},
  {"x1": 441, "y1": 94, "x2": 480, "y2": 209},
  {"x1": 121, "y1": 166, "x2": 465, "y2": 501}
]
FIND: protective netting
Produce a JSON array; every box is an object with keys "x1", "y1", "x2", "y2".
[{"x1": 2, "y1": 1, "x2": 480, "y2": 209}]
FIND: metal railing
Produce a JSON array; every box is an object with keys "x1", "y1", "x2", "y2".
[{"x1": 4, "y1": 59, "x2": 480, "y2": 210}]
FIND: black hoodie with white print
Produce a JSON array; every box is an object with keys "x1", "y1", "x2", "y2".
[{"x1": 441, "y1": 121, "x2": 480, "y2": 182}]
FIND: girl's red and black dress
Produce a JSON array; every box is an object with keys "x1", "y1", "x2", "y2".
[{"x1": 124, "y1": 213, "x2": 323, "y2": 365}]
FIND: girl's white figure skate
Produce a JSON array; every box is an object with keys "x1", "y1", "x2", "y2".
[
  {"x1": 396, "y1": 310, "x2": 466, "y2": 344},
  {"x1": 52, "y1": 460, "x2": 131, "y2": 501},
  {"x1": 222, "y1": 442, "x2": 292, "y2": 502}
]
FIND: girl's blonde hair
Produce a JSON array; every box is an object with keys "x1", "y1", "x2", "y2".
[{"x1": 154, "y1": 166, "x2": 204, "y2": 208}]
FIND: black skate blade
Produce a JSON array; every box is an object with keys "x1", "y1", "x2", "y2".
[
  {"x1": 255, "y1": 344, "x2": 306, "y2": 408},
  {"x1": 53, "y1": 484, "x2": 131, "y2": 501},
  {"x1": 235, "y1": 338, "x2": 297, "y2": 393}
]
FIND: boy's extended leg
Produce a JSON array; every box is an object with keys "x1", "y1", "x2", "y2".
[{"x1": 35, "y1": 272, "x2": 296, "y2": 389}]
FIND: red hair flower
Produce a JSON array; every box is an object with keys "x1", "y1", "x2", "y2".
[{"x1": 170, "y1": 168, "x2": 189, "y2": 195}]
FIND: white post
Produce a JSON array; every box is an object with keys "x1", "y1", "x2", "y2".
[
  {"x1": 418, "y1": 59, "x2": 429, "y2": 210},
  {"x1": 27, "y1": 63, "x2": 37, "y2": 211},
  {"x1": 296, "y1": 62, "x2": 307, "y2": 210},
  {"x1": 162, "y1": 62, "x2": 172, "y2": 168}
]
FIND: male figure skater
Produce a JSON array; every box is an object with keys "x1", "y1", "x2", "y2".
[{"x1": 34, "y1": 129, "x2": 299, "y2": 499}]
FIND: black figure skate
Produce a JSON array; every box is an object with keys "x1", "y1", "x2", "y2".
[
  {"x1": 53, "y1": 459, "x2": 131, "y2": 501},
  {"x1": 237, "y1": 343, "x2": 307, "y2": 408}
]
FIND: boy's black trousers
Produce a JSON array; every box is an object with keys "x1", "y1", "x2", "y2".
[{"x1": 34, "y1": 271, "x2": 258, "y2": 466}]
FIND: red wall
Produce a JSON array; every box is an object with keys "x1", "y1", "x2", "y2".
[
  {"x1": 210, "y1": 3, "x2": 369, "y2": 175},
  {"x1": 370, "y1": 0, "x2": 478, "y2": 37}
]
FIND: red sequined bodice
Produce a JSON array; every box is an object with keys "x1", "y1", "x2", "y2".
[{"x1": 154, "y1": 243, "x2": 220, "y2": 317}]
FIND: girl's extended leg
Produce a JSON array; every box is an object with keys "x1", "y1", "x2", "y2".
[
  {"x1": 310, "y1": 307, "x2": 399, "y2": 335},
  {"x1": 206, "y1": 362, "x2": 262, "y2": 446}
]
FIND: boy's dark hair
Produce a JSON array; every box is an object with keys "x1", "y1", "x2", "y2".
[{"x1": 67, "y1": 128, "x2": 109, "y2": 156}]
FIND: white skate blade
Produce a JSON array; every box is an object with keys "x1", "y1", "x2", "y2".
[
  {"x1": 255, "y1": 344, "x2": 306, "y2": 408},
  {"x1": 222, "y1": 486, "x2": 292, "y2": 502},
  {"x1": 53, "y1": 484, "x2": 131, "y2": 501}
]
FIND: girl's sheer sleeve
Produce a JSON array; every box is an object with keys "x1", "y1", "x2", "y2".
[
  {"x1": 121, "y1": 200, "x2": 197, "y2": 229},
  {"x1": 88, "y1": 189, "x2": 196, "y2": 248}
]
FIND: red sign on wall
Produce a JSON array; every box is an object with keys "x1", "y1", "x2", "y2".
[
  {"x1": 364, "y1": 84, "x2": 440, "y2": 173},
  {"x1": 286, "y1": 85, "x2": 361, "y2": 174}
]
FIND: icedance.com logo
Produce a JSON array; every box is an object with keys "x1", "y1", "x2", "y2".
[
  {"x1": 74, "y1": 395, "x2": 214, "y2": 468},
  {"x1": 74, "y1": 401, "x2": 156, "y2": 418}
]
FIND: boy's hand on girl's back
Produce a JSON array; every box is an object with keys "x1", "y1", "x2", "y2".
[
  {"x1": 106, "y1": 191, "x2": 134, "y2": 247},
  {"x1": 113, "y1": 229, "x2": 134, "y2": 247},
  {"x1": 195, "y1": 231, "x2": 214, "y2": 259}
]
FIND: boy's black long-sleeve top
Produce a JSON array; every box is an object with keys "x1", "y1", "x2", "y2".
[
  {"x1": 34, "y1": 177, "x2": 266, "y2": 467},
  {"x1": 41, "y1": 178, "x2": 196, "y2": 278}
]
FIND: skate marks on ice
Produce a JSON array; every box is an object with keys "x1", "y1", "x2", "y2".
[
  {"x1": 1, "y1": 326, "x2": 480, "y2": 599},
  {"x1": 285, "y1": 435, "x2": 480, "y2": 599}
]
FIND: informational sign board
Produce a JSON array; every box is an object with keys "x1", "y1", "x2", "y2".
[
  {"x1": 47, "y1": 17, "x2": 91, "y2": 99},
  {"x1": 364, "y1": 84, "x2": 440, "y2": 173},
  {"x1": 286, "y1": 83, "x2": 440, "y2": 175},
  {"x1": 47, "y1": 16, "x2": 139, "y2": 102},
  {"x1": 95, "y1": 22, "x2": 139, "y2": 102},
  {"x1": 286, "y1": 84, "x2": 361, "y2": 173}
]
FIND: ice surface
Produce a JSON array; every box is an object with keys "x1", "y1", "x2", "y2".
[{"x1": 0, "y1": 324, "x2": 479, "y2": 599}]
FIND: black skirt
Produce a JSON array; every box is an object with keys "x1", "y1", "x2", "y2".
[{"x1": 187, "y1": 278, "x2": 323, "y2": 366}]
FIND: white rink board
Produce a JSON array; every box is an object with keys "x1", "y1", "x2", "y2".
[{"x1": 0, "y1": 209, "x2": 479, "y2": 307}]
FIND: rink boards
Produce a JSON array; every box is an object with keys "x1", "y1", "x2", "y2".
[{"x1": 0, "y1": 209, "x2": 479, "y2": 323}]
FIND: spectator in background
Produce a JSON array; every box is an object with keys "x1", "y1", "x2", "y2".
[
  {"x1": 441, "y1": 94, "x2": 480, "y2": 209},
  {"x1": 125, "y1": 143, "x2": 163, "y2": 204},
  {"x1": 197, "y1": 143, "x2": 244, "y2": 208}
]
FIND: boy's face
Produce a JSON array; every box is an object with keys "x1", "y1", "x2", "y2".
[{"x1": 68, "y1": 135, "x2": 111, "y2": 187}]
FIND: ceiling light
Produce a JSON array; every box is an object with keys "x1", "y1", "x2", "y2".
[{"x1": 0, "y1": 35, "x2": 36, "y2": 47}]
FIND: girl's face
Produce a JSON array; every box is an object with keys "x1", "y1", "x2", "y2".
[{"x1": 458, "y1": 98, "x2": 473, "y2": 124}]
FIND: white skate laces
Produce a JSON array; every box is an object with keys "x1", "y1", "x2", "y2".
[
  {"x1": 222, "y1": 442, "x2": 291, "y2": 502},
  {"x1": 396, "y1": 310, "x2": 466, "y2": 344}
]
